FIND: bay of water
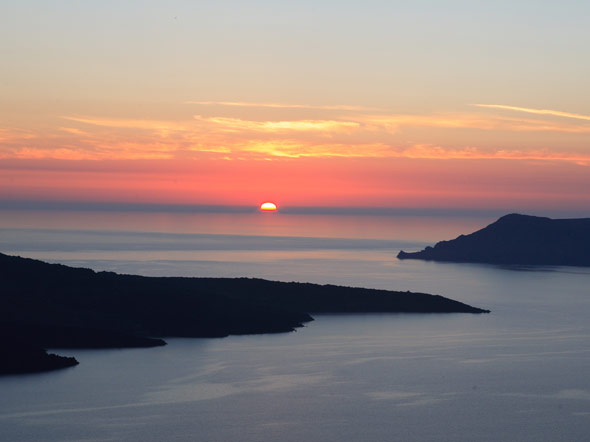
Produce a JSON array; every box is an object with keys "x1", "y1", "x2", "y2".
[{"x1": 1, "y1": 209, "x2": 590, "y2": 441}]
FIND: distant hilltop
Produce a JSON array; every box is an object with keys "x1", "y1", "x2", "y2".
[{"x1": 398, "y1": 213, "x2": 590, "y2": 266}]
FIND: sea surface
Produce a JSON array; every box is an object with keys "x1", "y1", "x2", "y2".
[{"x1": 1, "y1": 209, "x2": 590, "y2": 442}]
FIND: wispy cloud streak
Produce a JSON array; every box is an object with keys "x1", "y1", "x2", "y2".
[
  {"x1": 193, "y1": 115, "x2": 359, "y2": 133},
  {"x1": 474, "y1": 104, "x2": 590, "y2": 121},
  {"x1": 186, "y1": 101, "x2": 379, "y2": 111},
  {"x1": 3, "y1": 102, "x2": 590, "y2": 164}
]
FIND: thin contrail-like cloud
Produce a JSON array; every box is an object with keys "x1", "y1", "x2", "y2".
[
  {"x1": 474, "y1": 104, "x2": 590, "y2": 121},
  {"x1": 185, "y1": 101, "x2": 380, "y2": 111}
]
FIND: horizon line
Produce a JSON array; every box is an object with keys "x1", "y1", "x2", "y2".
[{"x1": 1, "y1": 200, "x2": 588, "y2": 218}]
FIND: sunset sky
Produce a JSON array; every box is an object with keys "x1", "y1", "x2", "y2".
[{"x1": 1, "y1": 1, "x2": 589, "y2": 213}]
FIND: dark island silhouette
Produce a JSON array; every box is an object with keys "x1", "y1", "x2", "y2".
[
  {"x1": 1, "y1": 252, "x2": 488, "y2": 374},
  {"x1": 398, "y1": 213, "x2": 590, "y2": 266}
]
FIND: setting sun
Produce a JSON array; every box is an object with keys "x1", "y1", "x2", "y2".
[{"x1": 260, "y1": 202, "x2": 278, "y2": 212}]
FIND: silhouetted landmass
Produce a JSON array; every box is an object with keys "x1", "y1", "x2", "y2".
[
  {"x1": 398, "y1": 213, "x2": 590, "y2": 266},
  {"x1": 1, "y1": 335, "x2": 78, "y2": 375},
  {"x1": 1, "y1": 252, "x2": 488, "y2": 374},
  {"x1": 0, "y1": 323, "x2": 166, "y2": 349}
]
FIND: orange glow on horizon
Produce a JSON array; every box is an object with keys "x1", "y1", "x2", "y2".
[
  {"x1": 2, "y1": 156, "x2": 589, "y2": 212},
  {"x1": 2, "y1": 102, "x2": 590, "y2": 213}
]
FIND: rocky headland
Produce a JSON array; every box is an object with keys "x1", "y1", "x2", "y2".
[
  {"x1": 398, "y1": 213, "x2": 590, "y2": 266},
  {"x1": 1, "y1": 252, "x2": 489, "y2": 374}
]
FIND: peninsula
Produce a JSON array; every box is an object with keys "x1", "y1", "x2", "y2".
[
  {"x1": 398, "y1": 213, "x2": 590, "y2": 266},
  {"x1": 1, "y1": 252, "x2": 488, "y2": 374}
]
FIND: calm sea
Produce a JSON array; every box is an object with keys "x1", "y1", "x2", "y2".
[{"x1": 1, "y1": 209, "x2": 590, "y2": 442}]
